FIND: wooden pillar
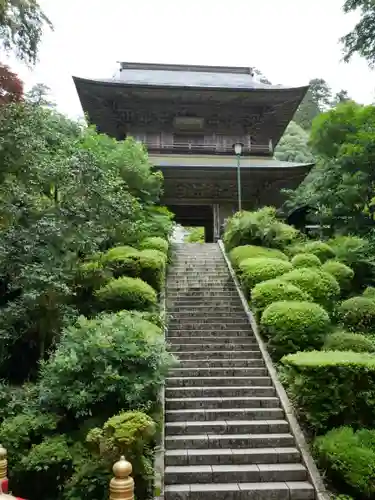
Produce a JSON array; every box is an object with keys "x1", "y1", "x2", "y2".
[
  {"x1": 0, "y1": 445, "x2": 7, "y2": 494},
  {"x1": 109, "y1": 456, "x2": 134, "y2": 500}
]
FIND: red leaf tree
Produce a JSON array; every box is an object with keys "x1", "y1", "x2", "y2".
[{"x1": 0, "y1": 63, "x2": 23, "y2": 105}]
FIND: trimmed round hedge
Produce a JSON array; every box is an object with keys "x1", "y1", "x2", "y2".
[
  {"x1": 260, "y1": 300, "x2": 330, "y2": 359},
  {"x1": 287, "y1": 241, "x2": 335, "y2": 263},
  {"x1": 323, "y1": 330, "x2": 375, "y2": 353},
  {"x1": 338, "y1": 296, "x2": 375, "y2": 333},
  {"x1": 95, "y1": 276, "x2": 157, "y2": 312},
  {"x1": 229, "y1": 245, "x2": 288, "y2": 269},
  {"x1": 291, "y1": 253, "x2": 321, "y2": 269},
  {"x1": 280, "y1": 267, "x2": 340, "y2": 310},
  {"x1": 313, "y1": 427, "x2": 375, "y2": 499},
  {"x1": 251, "y1": 279, "x2": 311, "y2": 315},
  {"x1": 322, "y1": 260, "x2": 354, "y2": 291},
  {"x1": 139, "y1": 237, "x2": 169, "y2": 255},
  {"x1": 281, "y1": 350, "x2": 375, "y2": 432},
  {"x1": 102, "y1": 247, "x2": 166, "y2": 292},
  {"x1": 239, "y1": 258, "x2": 293, "y2": 296}
]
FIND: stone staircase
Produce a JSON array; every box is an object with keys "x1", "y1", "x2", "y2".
[{"x1": 164, "y1": 243, "x2": 315, "y2": 500}]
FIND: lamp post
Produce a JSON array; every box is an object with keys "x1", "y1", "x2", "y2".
[{"x1": 234, "y1": 142, "x2": 243, "y2": 212}]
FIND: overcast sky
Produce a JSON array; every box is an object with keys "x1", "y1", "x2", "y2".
[{"x1": 6, "y1": 0, "x2": 375, "y2": 119}]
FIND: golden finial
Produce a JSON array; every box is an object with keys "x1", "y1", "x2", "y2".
[
  {"x1": 0, "y1": 446, "x2": 7, "y2": 481},
  {"x1": 109, "y1": 456, "x2": 134, "y2": 500}
]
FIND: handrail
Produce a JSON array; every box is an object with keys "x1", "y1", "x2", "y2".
[{"x1": 135, "y1": 138, "x2": 273, "y2": 154}]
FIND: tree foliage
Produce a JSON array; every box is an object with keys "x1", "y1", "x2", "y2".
[
  {"x1": 341, "y1": 0, "x2": 375, "y2": 67},
  {"x1": 284, "y1": 101, "x2": 375, "y2": 234},
  {"x1": 0, "y1": 101, "x2": 172, "y2": 382},
  {"x1": 0, "y1": 62, "x2": 23, "y2": 104},
  {"x1": 0, "y1": 0, "x2": 52, "y2": 64},
  {"x1": 274, "y1": 121, "x2": 315, "y2": 163}
]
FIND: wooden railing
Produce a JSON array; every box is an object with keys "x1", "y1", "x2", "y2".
[
  {"x1": 133, "y1": 136, "x2": 273, "y2": 155},
  {"x1": 0, "y1": 446, "x2": 135, "y2": 500}
]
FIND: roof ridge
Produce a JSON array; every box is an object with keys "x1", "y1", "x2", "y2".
[{"x1": 119, "y1": 62, "x2": 254, "y2": 76}]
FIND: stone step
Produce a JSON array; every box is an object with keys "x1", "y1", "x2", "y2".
[
  {"x1": 177, "y1": 359, "x2": 265, "y2": 368},
  {"x1": 165, "y1": 418, "x2": 288, "y2": 434},
  {"x1": 169, "y1": 343, "x2": 256, "y2": 352},
  {"x1": 168, "y1": 367, "x2": 267, "y2": 378},
  {"x1": 165, "y1": 432, "x2": 296, "y2": 450},
  {"x1": 168, "y1": 331, "x2": 255, "y2": 339},
  {"x1": 168, "y1": 337, "x2": 256, "y2": 346},
  {"x1": 165, "y1": 446, "x2": 300, "y2": 466},
  {"x1": 168, "y1": 306, "x2": 244, "y2": 313},
  {"x1": 166, "y1": 377, "x2": 272, "y2": 387},
  {"x1": 166, "y1": 396, "x2": 280, "y2": 410},
  {"x1": 171, "y1": 351, "x2": 262, "y2": 360},
  {"x1": 164, "y1": 481, "x2": 315, "y2": 499},
  {"x1": 165, "y1": 386, "x2": 276, "y2": 398},
  {"x1": 165, "y1": 420, "x2": 289, "y2": 436},
  {"x1": 169, "y1": 312, "x2": 247, "y2": 319},
  {"x1": 168, "y1": 323, "x2": 251, "y2": 332},
  {"x1": 165, "y1": 403, "x2": 285, "y2": 421},
  {"x1": 165, "y1": 462, "x2": 307, "y2": 485},
  {"x1": 168, "y1": 272, "x2": 230, "y2": 278},
  {"x1": 167, "y1": 292, "x2": 240, "y2": 299}
]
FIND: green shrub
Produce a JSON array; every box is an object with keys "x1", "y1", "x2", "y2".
[
  {"x1": 229, "y1": 245, "x2": 288, "y2": 269},
  {"x1": 223, "y1": 207, "x2": 302, "y2": 251},
  {"x1": 102, "y1": 246, "x2": 136, "y2": 261},
  {"x1": 239, "y1": 258, "x2": 293, "y2": 296},
  {"x1": 184, "y1": 227, "x2": 205, "y2": 243},
  {"x1": 280, "y1": 267, "x2": 340, "y2": 310},
  {"x1": 328, "y1": 235, "x2": 375, "y2": 290},
  {"x1": 287, "y1": 240, "x2": 335, "y2": 262},
  {"x1": 260, "y1": 301, "x2": 330, "y2": 359},
  {"x1": 74, "y1": 260, "x2": 112, "y2": 291},
  {"x1": 95, "y1": 276, "x2": 157, "y2": 312},
  {"x1": 323, "y1": 330, "x2": 375, "y2": 353},
  {"x1": 39, "y1": 311, "x2": 174, "y2": 420},
  {"x1": 102, "y1": 247, "x2": 166, "y2": 292},
  {"x1": 139, "y1": 236, "x2": 169, "y2": 254},
  {"x1": 127, "y1": 310, "x2": 165, "y2": 330},
  {"x1": 251, "y1": 279, "x2": 311, "y2": 316},
  {"x1": 338, "y1": 296, "x2": 375, "y2": 333},
  {"x1": 313, "y1": 427, "x2": 375, "y2": 498},
  {"x1": 322, "y1": 260, "x2": 354, "y2": 292},
  {"x1": 363, "y1": 286, "x2": 375, "y2": 300},
  {"x1": 291, "y1": 253, "x2": 321, "y2": 268},
  {"x1": 281, "y1": 350, "x2": 375, "y2": 432},
  {"x1": 87, "y1": 410, "x2": 156, "y2": 500}
]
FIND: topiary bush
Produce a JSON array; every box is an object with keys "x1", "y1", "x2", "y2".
[
  {"x1": 102, "y1": 247, "x2": 166, "y2": 292},
  {"x1": 287, "y1": 240, "x2": 335, "y2": 262},
  {"x1": 280, "y1": 267, "x2": 340, "y2": 310},
  {"x1": 338, "y1": 296, "x2": 375, "y2": 333},
  {"x1": 260, "y1": 300, "x2": 330, "y2": 359},
  {"x1": 139, "y1": 236, "x2": 169, "y2": 255},
  {"x1": 229, "y1": 245, "x2": 288, "y2": 270},
  {"x1": 38, "y1": 311, "x2": 174, "y2": 420},
  {"x1": 363, "y1": 286, "x2": 375, "y2": 300},
  {"x1": 239, "y1": 258, "x2": 293, "y2": 296},
  {"x1": 251, "y1": 279, "x2": 311, "y2": 316},
  {"x1": 291, "y1": 253, "x2": 321, "y2": 269},
  {"x1": 223, "y1": 207, "x2": 302, "y2": 251},
  {"x1": 313, "y1": 427, "x2": 375, "y2": 499},
  {"x1": 87, "y1": 410, "x2": 156, "y2": 500},
  {"x1": 323, "y1": 330, "x2": 375, "y2": 353},
  {"x1": 95, "y1": 276, "x2": 157, "y2": 312},
  {"x1": 281, "y1": 350, "x2": 375, "y2": 432},
  {"x1": 322, "y1": 260, "x2": 354, "y2": 292}
]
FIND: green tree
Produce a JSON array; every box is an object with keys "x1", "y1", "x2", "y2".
[
  {"x1": 26, "y1": 83, "x2": 55, "y2": 107},
  {"x1": 0, "y1": 0, "x2": 52, "y2": 64},
  {"x1": 0, "y1": 101, "x2": 170, "y2": 382},
  {"x1": 284, "y1": 101, "x2": 375, "y2": 233},
  {"x1": 341, "y1": 0, "x2": 375, "y2": 67},
  {"x1": 274, "y1": 121, "x2": 315, "y2": 163},
  {"x1": 294, "y1": 78, "x2": 333, "y2": 130}
]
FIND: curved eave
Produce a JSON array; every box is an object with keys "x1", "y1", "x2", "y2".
[{"x1": 73, "y1": 75, "x2": 308, "y2": 96}]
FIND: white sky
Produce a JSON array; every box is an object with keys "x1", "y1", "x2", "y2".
[{"x1": 5, "y1": 0, "x2": 375, "y2": 120}]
